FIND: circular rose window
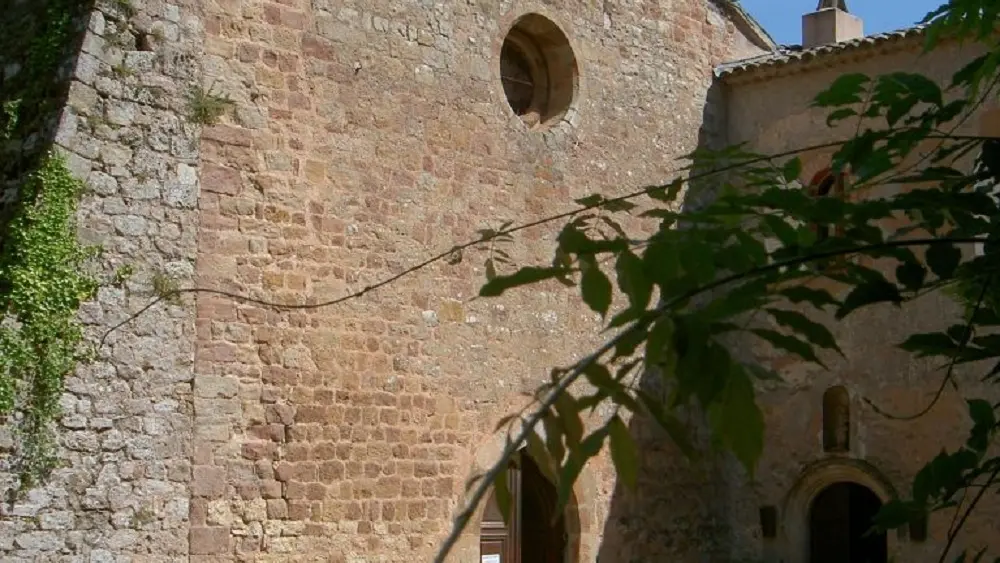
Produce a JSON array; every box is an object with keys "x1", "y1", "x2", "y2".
[{"x1": 499, "y1": 14, "x2": 578, "y2": 130}]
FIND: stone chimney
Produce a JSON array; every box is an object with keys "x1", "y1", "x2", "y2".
[{"x1": 802, "y1": 0, "x2": 863, "y2": 49}]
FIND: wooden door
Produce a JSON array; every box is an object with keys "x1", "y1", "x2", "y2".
[
  {"x1": 480, "y1": 463, "x2": 521, "y2": 563},
  {"x1": 479, "y1": 454, "x2": 567, "y2": 563}
]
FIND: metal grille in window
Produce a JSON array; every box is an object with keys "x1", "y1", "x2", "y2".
[{"x1": 500, "y1": 40, "x2": 535, "y2": 116}]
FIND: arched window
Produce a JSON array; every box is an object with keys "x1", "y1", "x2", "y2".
[
  {"x1": 806, "y1": 167, "x2": 847, "y2": 244},
  {"x1": 822, "y1": 386, "x2": 850, "y2": 453}
]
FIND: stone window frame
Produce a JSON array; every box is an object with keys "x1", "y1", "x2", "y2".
[
  {"x1": 779, "y1": 458, "x2": 902, "y2": 561},
  {"x1": 495, "y1": 10, "x2": 580, "y2": 132},
  {"x1": 806, "y1": 166, "x2": 849, "y2": 240},
  {"x1": 821, "y1": 385, "x2": 851, "y2": 454},
  {"x1": 802, "y1": 165, "x2": 852, "y2": 273}
]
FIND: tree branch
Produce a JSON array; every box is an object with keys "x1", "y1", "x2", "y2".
[
  {"x1": 864, "y1": 275, "x2": 994, "y2": 421},
  {"x1": 97, "y1": 134, "x2": 992, "y2": 346},
  {"x1": 432, "y1": 234, "x2": 987, "y2": 561},
  {"x1": 939, "y1": 464, "x2": 1000, "y2": 563}
]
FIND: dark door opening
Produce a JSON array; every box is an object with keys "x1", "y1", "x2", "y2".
[
  {"x1": 480, "y1": 453, "x2": 568, "y2": 563},
  {"x1": 809, "y1": 482, "x2": 887, "y2": 563}
]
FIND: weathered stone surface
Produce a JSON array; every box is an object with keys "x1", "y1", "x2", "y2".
[
  {"x1": 187, "y1": 1, "x2": 768, "y2": 562},
  {"x1": 1, "y1": 0, "x2": 202, "y2": 561},
  {"x1": 10, "y1": 1, "x2": 1000, "y2": 562}
]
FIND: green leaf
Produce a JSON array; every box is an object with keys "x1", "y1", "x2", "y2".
[
  {"x1": 637, "y1": 390, "x2": 697, "y2": 458},
  {"x1": 762, "y1": 215, "x2": 800, "y2": 248},
  {"x1": 752, "y1": 328, "x2": 824, "y2": 366},
  {"x1": 554, "y1": 392, "x2": 584, "y2": 446},
  {"x1": 899, "y1": 332, "x2": 959, "y2": 358},
  {"x1": 492, "y1": 467, "x2": 513, "y2": 525},
  {"x1": 480, "y1": 266, "x2": 571, "y2": 297},
  {"x1": 603, "y1": 199, "x2": 637, "y2": 213},
  {"x1": 890, "y1": 72, "x2": 944, "y2": 106},
  {"x1": 555, "y1": 427, "x2": 607, "y2": 516},
  {"x1": 766, "y1": 308, "x2": 842, "y2": 354},
  {"x1": 648, "y1": 178, "x2": 684, "y2": 203},
  {"x1": 574, "y1": 194, "x2": 604, "y2": 207},
  {"x1": 780, "y1": 286, "x2": 840, "y2": 309},
  {"x1": 836, "y1": 278, "x2": 903, "y2": 320},
  {"x1": 583, "y1": 363, "x2": 615, "y2": 392},
  {"x1": 581, "y1": 260, "x2": 613, "y2": 317},
  {"x1": 679, "y1": 239, "x2": 715, "y2": 285},
  {"x1": 896, "y1": 262, "x2": 926, "y2": 291},
  {"x1": 616, "y1": 250, "x2": 652, "y2": 313},
  {"x1": 813, "y1": 73, "x2": 870, "y2": 107},
  {"x1": 782, "y1": 158, "x2": 803, "y2": 182},
  {"x1": 525, "y1": 430, "x2": 558, "y2": 483},
  {"x1": 642, "y1": 236, "x2": 682, "y2": 289},
  {"x1": 968, "y1": 399, "x2": 996, "y2": 428},
  {"x1": 608, "y1": 416, "x2": 639, "y2": 488},
  {"x1": 926, "y1": 243, "x2": 962, "y2": 279},
  {"x1": 644, "y1": 317, "x2": 675, "y2": 370},
  {"x1": 711, "y1": 367, "x2": 764, "y2": 474},
  {"x1": 826, "y1": 107, "x2": 858, "y2": 127},
  {"x1": 542, "y1": 411, "x2": 565, "y2": 466}
]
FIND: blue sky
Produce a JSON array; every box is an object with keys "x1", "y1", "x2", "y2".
[{"x1": 739, "y1": 0, "x2": 945, "y2": 45}]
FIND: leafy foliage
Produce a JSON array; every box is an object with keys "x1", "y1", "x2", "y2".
[
  {"x1": 435, "y1": 1, "x2": 1000, "y2": 561},
  {"x1": 0, "y1": 0, "x2": 101, "y2": 494},
  {"x1": 0, "y1": 154, "x2": 99, "y2": 492},
  {"x1": 186, "y1": 85, "x2": 234, "y2": 126}
]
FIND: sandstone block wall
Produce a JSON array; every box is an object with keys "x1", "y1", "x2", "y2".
[
  {"x1": 1, "y1": 0, "x2": 773, "y2": 560},
  {"x1": 1, "y1": 0, "x2": 205, "y2": 560},
  {"x1": 190, "y1": 0, "x2": 763, "y2": 561}
]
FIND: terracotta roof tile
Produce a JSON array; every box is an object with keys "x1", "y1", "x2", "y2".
[{"x1": 715, "y1": 25, "x2": 927, "y2": 78}]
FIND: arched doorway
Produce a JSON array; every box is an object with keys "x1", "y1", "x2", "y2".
[
  {"x1": 809, "y1": 482, "x2": 887, "y2": 563},
  {"x1": 480, "y1": 452, "x2": 568, "y2": 563}
]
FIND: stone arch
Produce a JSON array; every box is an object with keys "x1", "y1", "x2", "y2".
[
  {"x1": 450, "y1": 422, "x2": 599, "y2": 563},
  {"x1": 822, "y1": 385, "x2": 850, "y2": 453},
  {"x1": 780, "y1": 458, "x2": 900, "y2": 562}
]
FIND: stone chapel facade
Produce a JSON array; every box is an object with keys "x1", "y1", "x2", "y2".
[{"x1": 2, "y1": 0, "x2": 1000, "y2": 561}]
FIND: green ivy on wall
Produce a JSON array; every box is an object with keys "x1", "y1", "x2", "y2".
[{"x1": 0, "y1": 0, "x2": 101, "y2": 492}]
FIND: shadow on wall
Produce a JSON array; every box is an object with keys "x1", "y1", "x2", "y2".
[
  {"x1": 595, "y1": 81, "x2": 741, "y2": 562},
  {"x1": 0, "y1": 0, "x2": 97, "y2": 231},
  {"x1": 595, "y1": 410, "x2": 734, "y2": 563}
]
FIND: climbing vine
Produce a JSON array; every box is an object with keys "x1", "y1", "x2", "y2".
[
  {"x1": 0, "y1": 0, "x2": 100, "y2": 492},
  {"x1": 0, "y1": 154, "x2": 99, "y2": 490}
]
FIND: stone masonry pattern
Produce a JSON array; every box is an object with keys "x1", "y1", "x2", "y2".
[
  {"x1": 11, "y1": 0, "x2": 1000, "y2": 562},
  {"x1": 188, "y1": 1, "x2": 762, "y2": 561},
  {"x1": 1, "y1": 0, "x2": 204, "y2": 560}
]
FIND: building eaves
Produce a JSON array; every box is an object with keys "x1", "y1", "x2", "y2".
[
  {"x1": 714, "y1": 25, "x2": 928, "y2": 80},
  {"x1": 716, "y1": 0, "x2": 779, "y2": 52}
]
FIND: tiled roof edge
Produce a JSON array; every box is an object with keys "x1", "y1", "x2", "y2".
[{"x1": 714, "y1": 24, "x2": 928, "y2": 79}]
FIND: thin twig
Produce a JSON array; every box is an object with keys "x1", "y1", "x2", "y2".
[
  {"x1": 939, "y1": 464, "x2": 1000, "y2": 563},
  {"x1": 97, "y1": 133, "x2": 994, "y2": 347},
  {"x1": 864, "y1": 275, "x2": 993, "y2": 421}
]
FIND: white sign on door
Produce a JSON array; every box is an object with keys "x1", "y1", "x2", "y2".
[{"x1": 481, "y1": 555, "x2": 501, "y2": 563}]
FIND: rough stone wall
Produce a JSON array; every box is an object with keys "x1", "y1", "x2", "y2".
[
  {"x1": 0, "y1": 0, "x2": 89, "y2": 209},
  {"x1": 721, "y1": 38, "x2": 1000, "y2": 562},
  {"x1": 190, "y1": 0, "x2": 764, "y2": 561},
  {"x1": 1, "y1": 0, "x2": 205, "y2": 560}
]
